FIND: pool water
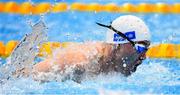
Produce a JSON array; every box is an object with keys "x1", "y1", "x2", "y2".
[
  {"x1": 0, "y1": 0, "x2": 180, "y2": 94},
  {"x1": 0, "y1": 59, "x2": 179, "y2": 94}
]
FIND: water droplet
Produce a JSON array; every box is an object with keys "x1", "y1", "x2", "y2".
[
  {"x1": 26, "y1": 18, "x2": 33, "y2": 27},
  {"x1": 168, "y1": 35, "x2": 173, "y2": 41},
  {"x1": 123, "y1": 63, "x2": 127, "y2": 67}
]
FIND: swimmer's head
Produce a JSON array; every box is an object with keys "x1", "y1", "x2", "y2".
[{"x1": 97, "y1": 15, "x2": 151, "y2": 76}]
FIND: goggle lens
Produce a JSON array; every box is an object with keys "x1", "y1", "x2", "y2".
[{"x1": 135, "y1": 44, "x2": 148, "y2": 53}]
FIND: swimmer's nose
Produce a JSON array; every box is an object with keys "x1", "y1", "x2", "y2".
[
  {"x1": 139, "y1": 53, "x2": 146, "y2": 60},
  {"x1": 134, "y1": 53, "x2": 146, "y2": 66}
]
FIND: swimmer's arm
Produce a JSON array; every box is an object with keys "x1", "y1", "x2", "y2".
[
  {"x1": 33, "y1": 59, "x2": 53, "y2": 72},
  {"x1": 11, "y1": 59, "x2": 52, "y2": 78}
]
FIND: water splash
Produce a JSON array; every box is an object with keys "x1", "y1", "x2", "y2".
[{"x1": 0, "y1": 21, "x2": 48, "y2": 84}]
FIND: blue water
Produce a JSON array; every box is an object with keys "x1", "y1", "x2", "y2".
[{"x1": 0, "y1": 0, "x2": 180, "y2": 94}]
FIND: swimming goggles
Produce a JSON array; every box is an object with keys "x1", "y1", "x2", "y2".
[{"x1": 96, "y1": 22, "x2": 148, "y2": 54}]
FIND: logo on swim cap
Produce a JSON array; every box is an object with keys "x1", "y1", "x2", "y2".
[
  {"x1": 106, "y1": 15, "x2": 151, "y2": 44},
  {"x1": 113, "y1": 31, "x2": 136, "y2": 42}
]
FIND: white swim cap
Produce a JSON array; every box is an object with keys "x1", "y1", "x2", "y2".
[{"x1": 106, "y1": 15, "x2": 151, "y2": 44}]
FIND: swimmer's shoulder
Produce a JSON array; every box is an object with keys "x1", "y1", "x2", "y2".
[{"x1": 84, "y1": 41, "x2": 113, "y2": 57}]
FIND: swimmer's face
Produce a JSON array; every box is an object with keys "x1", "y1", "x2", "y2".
[{"x1": 112, "y1": 40, "x2": 150, "y2": 76}]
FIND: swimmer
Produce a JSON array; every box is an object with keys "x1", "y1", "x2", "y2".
[
  {"x1": 3, "y1": 15, "x2": 150, "y2": 83},
  {"x1": 31, "y1": 15, "x2": 151, "y2": 82}
]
